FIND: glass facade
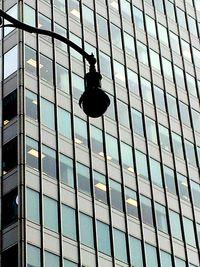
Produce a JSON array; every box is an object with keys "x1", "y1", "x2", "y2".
[{"x1": 1, "y1": 0, "x2": 200, "y2": 266}]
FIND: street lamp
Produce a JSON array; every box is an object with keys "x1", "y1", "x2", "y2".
[{"x1": 0, "y1": 9, "x2": 110, "y2": 118}]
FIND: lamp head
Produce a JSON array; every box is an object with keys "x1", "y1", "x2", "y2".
[{"x1": 79, "y1": 70, "x2": 110, "y2": 118}]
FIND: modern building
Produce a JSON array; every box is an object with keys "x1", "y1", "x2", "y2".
[{"x1": 1, "y1": 0, "x2": 200, "y2": 266}]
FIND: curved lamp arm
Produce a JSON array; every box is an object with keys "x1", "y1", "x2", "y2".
[{"x1": 0, "y1": 9, "x2": 96, "y2": 68}]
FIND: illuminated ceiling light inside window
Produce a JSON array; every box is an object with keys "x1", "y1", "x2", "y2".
[
  {"x1": 75, "y1": 138, "x2": 82, "y2": 144},
  {"x1": 110, "y1": 1, "x2": 119, "y2": 10},
  {"x1": 3, "y1": 171, "x2": 7, "y2": 175},
  {"x1": 181, "y1": 181, "x2": 188, "y2": 187},
  {"x1": 99, "y1": 152, "x2": 112, "y2": 161},
  {"x1": 95, "y1": 182, "x2": 107, "y2": 192},
  {"x1": 70, "y1": 9, "x2": 80, "y2": 19},
  {"x1": 3, "y1": 120, "x2": 10, "y2": 126},
  {"x1": 115, "y1": 73, "x2": 125, "y2": 82},
  {"x1": 27, "y1": 58, "x2": 43, "y2": 69},
  {"x1": 126, "y1": 198, "x2": 138, "y2": 207},
  {"x1": 127, "y1": 167, "x2": 134, "y2": 173},
  {"x1": 32, "y1": 100, "x2": 38, "y2": 105},
  {"x1": 28, "y1": 149, "x2": 45, "y2": 159}
]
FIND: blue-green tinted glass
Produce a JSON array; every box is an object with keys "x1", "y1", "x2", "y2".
[
  {"x1": 129, "y1": 236, "x2": 144, "y2": 267},
  {"x1": 175, "y1": 257, "x2": 186, "y2": 267},
  {"x1": 74, "y1": 117, "x2": 88, "y2": 147},
  {"x1": 4, "y1": 46, "x2": 18, "y2": 79},
  {"x1": 62, "y1": 205, "x2": 77, "y2": 240},
  {"x1": 135, "y1": 150, "x2": 148, "y2": 179},
  {"x1": 105, "y1": 134, "x2": 119, "y2": 164},
  {"x1": 110, "y1": 179, "x2": 123, "y2": 212},
  {"x1": 155, "y1": 203, "x2": 168, "y2": 233},
  {"x1": 56, "y1": 64, "x2": 69, "y2": 93},
  {"x1": 60, "y1": 154, "x2": 74, "y2": 188},
  {"x1": 27, "y1": 244, "x2": 41, "y2": 267},
  {"x1": 27, "y1": 188, "x2": 40, "y2": 224},
  {"x1": 141, "y1": 195, "x2": 154, "y2": 226},
  {"x1": 42, "y1": 145, "x2": 57, "y2": 178},
  {"x1": 64, "y1": 259, "x2": 78, "y2": 267},
  {"x1": 97, "y1": 220, "x2": 111, "y2": 255},
  {"x1": 149, "y1": 158, "x2": 163, "y2": 188},
  {"x1": 90, "y1": 125, "x2": 104, "y2": 155},
  {"x1": 118, "y1": 100, "x2": 130, "y2": 128},
  {"x1": 44, "y1": 196, "x2": 58, "y2": 232},
  {"x1": 131, "y1": 109, "x2": 144, "y2": 136},
  {"x1": 125, "y1": 187, "x2": 138, "y2": 218},
  {"x1": 163, "y1": 166, "x2": 176, "y2": 195},
  {"x1": 41, "y1": 98, "x2": 55, "y2": 130},
  {"x1": 44, "y1": 251, "x2": 59, "y2": 267},
  {"x1": 160, "y1": 250, "x2": 173, "y2": 267},
  {"x1": 191, "y1": 181, "x2": 200, "y2": 208},
  {"x1": 80, "y1": 213, "x2": 94, "y2": 248},
  {"x1": 145, "y1": 117, "x2": 158, "y2": 144},
  {"x1": 26, "y1": 90, "x2": 38, "y2": 121},
  {"x1": 183, "y1": 217, "x2": 196, "y2": 247},
  {"x1": 113, "y1": 228, "x2": 128, "y2": 263},
  {"x1": 77, "y1": 163, "x2": 91, "y2": 195},
  {"x1": 145, "y1": 243, "x2": 159, "y2": 267},
  {"x1": 58, "y1": 107, "x2": 71, "y2": 139},
  {"x1": 169, "y1": 210, "x2": 182, "y2": 240},
  {"x1": 177, "y1": 173, "x2": 190, "y2": 202},
  {"x1": 121, "y1": 142, "x2": 134, "y2": 173},
  {"x1": 93, "y1": 171, "x2": 107, "y2": 204},
  {"x1": 26, "y1": 137, "x2": 39, "y2": 170},
  {"x1": 72, "y1": 73, "x2": 84, "y2": 100}
]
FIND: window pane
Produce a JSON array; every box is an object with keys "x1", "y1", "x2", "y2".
[
  {"x1": 135, "y1": 150, "x2": 148, "y2": 179},
  {"x1": 27, "y1": 188, "x2": 40, "y2": 224},
  {"x1": 56, "y1": 64, "x2": 69, "y2": 93},
  {"x1": 155, "y1": 203, "x2": 168, "y2": 233},
  {"x1": 2, "y1": 138, "x2": 18, "y2": 174},
  {"x1": 60, "y1": 154, "x2": 74, "y2": 188},
  {"x1": 169, "y1": 210, "x2": 182, "y2": 240},
  {"x1": 185, "y1": 140, "x2": 197, "y2": 166},
  {"x1": 117, "y1": 100, "x2": 130, "y2": 128},
  {"x1": 121, "y1": 142, "x2": 134, "y2": 173},
  {"x1": 133, "y1": 6, "x2": 144, "y2": 30},
  {"x1": 42, "y1": 145, "x2": 57, "y2": 178},
  {"x1": 62, "y1": 204, "x2": 77, "y2": 240},
  {"x1": 97, "y1": 220, "x2": 111, "y2": 255},
  {"x1": 167, "y1": 94, "x2": 179, "y2": 119},
  {"x1": 163, "y1": 166, "x2": 176, "y2": 195},
  {"x1": 64, "y1": 259, "x2": 78, "y2": 267},
  {"x1": 129, "y1": 236, "x2": 144, "y2": 267},
  {"x1": 77, "y1": 163, "x2": 91, "y2": 195},
  {"x1": 154, "y1": 85, "x2": 166, "y2": 112},
  {"x1": 113, "y1": 228, "x2": 128, "y2": 263},
  {"x1": 158, "y1": 124, "x2": 171, "y2": 152},
  {"x1": 27, "y1": 244, "x2": 41, "y2": 267},
  {"x1": 110, "y1": 179, "x2": 123, "y2": 212},
  {"x1": 4, "y1": 46, "x2": 18, "y2": 79},
  {"x1": 41, "y1": 98, "x2": 55, "y2": 130},
  {"x1": 160, "y1": 250, "x2": 173, "y2": 267},
  {"x1": 26, "y1": 90, "x2": 38, "y2": 121},
  {"x1": 26, "y1": 137, "x2": 39, "y2": 170},
  {"x1": 94, "y1": 171, "x2": 107, "y2": 204},
  {"x1": 3, "y1": 90, "x2": 17, "y2": 125},
  {"x1": 90, "y1": 126, "x2": 104, "y2": 155},
  {"x1": 131, "y1": 109, "x2": 144, "y2": 137},
  {"x1": 127, "y1": 69, "x2": 139, "y2": 95},
  {"x1": 58, "y1": 107, "x2": 71, "y2": 139},
  {"x1": 111, "y1": 23, "x2": 122, "y2": 48},
  {"x1": 150, "y1": 158, "x2": 163, "y2": 188},
  {"x1": 44, "y1": 196, "x2": 58, "y2": 232},
  {"x1": 74, "y1": 117, "x2": 88, "y2": 147},
  {"x1": 183, "y1": 217, "x2": 196, "y2": 247},
  {"x1": 72, "y1": 73, "x2": 84, "y2": 100},
  {"x1": 25, "y1": 46, "x2": 37, "y2": 76},
  {"x1": 80, "y1": 213, "x2": 94, "y2": 248},
  {"x1": 97, "y1": 15, "x2": 109, "y2": 40},
  {"x1": 145, "y1": 117, "x2": 158, "y2": 144},
  {"x1": 141, "y1": 77, "x2": 153, "y2": 104},
  {"x1": 44, "y1": 251, "x2": 59, "y2": 267},
  {"x1": 145, "y1": 243, "x2": 159, "y2": 267},
  {"x1": 125, "y1": 187, "x2": 138, "y2": 218},
  {"x1": 105, "y1": 134, "x2": 119, "y2": 164},
  {"x1": 177, "y1": 173, "x2": 190, "y2": 202},
  {"x1": 141, "y1": 195, "x2": 154, "y2": 226},
  {"x1": 172, "y1": 132, "x2": 184, "y2": 159},
  {"x1": 40, "y1": 54, "x2": 53, "y2": 85},
  {"x1": 191, "y1": 181, "x2": 200, "y2": 208}
]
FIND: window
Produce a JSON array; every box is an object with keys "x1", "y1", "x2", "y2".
[
  {"x1": 145, "y1": 117, "x2": 158, "y2": 144},
  {"x1": 185, "y1": 140, "x2": 197, "y2": 166},
  {"x1": 42, "y1": 145, "x2": 57, "y2": 178},
  {"x1": 160, "y1": 250, "x2": 173, "y2": 267},
  {"x1": 114, "y1": 60, "x2": 126, "y2": 87},
  {"x1": 24, "y1": 5, "x2": 35, "y2": 26},
  {"x1": 150, "y1": 49, "x2": 161, "y2": 73},
  {"x1": 2, "y1": 137, "x2": 18, "y2": 174},
  {"x1": 117, "y1": 100, "x2": 130, "y2": 128},
  {"x1": 188, "y1": 15, "x2": 198, "y2": 37},
  {"x1": 175, "y1": 257, "x2": 186, "y2": 267},
  {"x1": 169, "y1": 210, "x2": 183, "y2": 241},
  {"x1": 27, "y1": 244, "x2": 41, "y2": 267},
  {"x1": 113, "y1": 228, "x2": 128, "y2": 263},
  {"x1": 94, "y1": 171, "x2": 107, "y2": 204},
  {"x1": 97, "y1": 15, "x2": 109, "y2": 40},
  {"x1": 135, "y1": 150, "x2": 148, "y2": 179},
  {"x1": 121, "y1": 0, "x2": 132, "y2": 21},
  {"x1": 124, "y1": 32, "x2": 135, "y2": 57},
  {"x1": 111, "y1": 23, "x2": 122, "y2": 49},
  {"x1": 70, "y1": 33, "x2": 82, "y2": 61},
  {"x1": 74, "y1": 116, "x2": 88, "y2": 147},
  {"x1": 133, "y1": 6, "x2": 144, "y2": 30},
  {"x1": 69, "y1": 0, "x2": 80, "y2": 22},
  {"x1": 54, "y1": 0, "x2": 65, "y2": 12},
  {"x1": 26, "y1": 137, "x2": 39, "y2": 170},
  {"x1": 62, "y1": 204, "x2": 77, "y2": 240},
  {"x1": 176, "y1": 8, "x2": 187, "y2": 29},
  {"x1": 90, "y1": 126, "x2": 104, "y2": 155},
  {"x1": 191, "y1": 181, "x2": 200, "y2": 208},
  {"x1": 82, "y1": 5, "x2": 94, "y2": 31},
  {"x1": 127, "y1": 69, "x2": 139, "y2": 95},
  {"x1": 129, "y1": 236, "x2": 144, "y2": 267},
  {"x1": 155, "y1": 203, "x2": 168, "y2": 233},
  {"x1": 41, "y1": 98, "x2": 55, "y2": 130},
  {"x1": 2, "y1": 189, "x2": 18, "y2": 228},
  {"x1": 165, "y1": 1, "x2": 176, "y2": 21},
  {"x1": 44, "y1": 196, "x2": 58, "y2": 232},
  {"x1": 27, "y1": 188, "x2": 40, "y2": 224},
  {"x1": 57, "y1": 107, "x2": 71, "y2": 139},
  {"x1": 54, "y1": 23, "x2": 67, "y2": 52},
  {"x1": 110, "y1": 179, "x2": 123, "y2": 212},
  {"x1": 64, "y1": 259, "x2": 78, "y2": 267},
  {"x1": 182, "y1": 39, "x2": 192, "y2": 62},
  {"x1": 137, "y1": 41, "x2": 149, "y2": 66},
  {"x1": 141, "y1": 195, "x2": 154, "y2": 226},
  {"x1": 163, "y1": 166, "x2": 176, "y2": 195},
  {"x1": 179, "y1": 102, "x2": 191, "y2": 127},
  {"x1": 146, "y1": 15, "x2": 157, "y2": 39},
  {"x1": 183, "y1": 217, "x2": 196, "y2": 247},
  {"x1": 121, "y1": 142, "x2": 134, "y2": 173},
  {"x1": 56, "y1": 64, "x2": 69, "y2": 93},
  {"x1": 157, "y1": 23, "x2": 169, "y2": 47},
  {"x1": 172, "y1": 132, "x2": 184, "y2": 159},
  {"x1": 44, "y1": 251, "x2": 59, "y2": 267},
  {"x1": 177, "y1": 173, "x2": 190, "y2": 202},
  {"x1": 154, "y1": 0, "x2": 164, "y2": 13},
  {"x1": 154, "y1": 85, "x2": 166, "y2": 112},
  {"x1": 26, "y1": 90, "x2": 38, "y2": 121},
  {"x1": 97, "y1": 220, "x2": 111, "y2": 255},
  {"x1": 174, "y1": 65, "x2": 185, "y2": 90},
  {"x1": 145, "y1": 243, "x2": 159, "y2": 267},
  {"x1": 162, "y1": 57, "x2": 173, "y2": 82},
  {"x1": 4, "y1": 46, "x2": 18, "y2": 79},
  {"x1": 4, "y1": 5, "x2": 18, "y2": 36},
  {"x1": 25, "y1": 46, "x2": 37, "y2": 76},
  {"x1": 149, "y1": 158, "x2": 163, "y2": 188},
  {"x1": 125, "y1": 187, "x2": 138, "y2": 218},
  {"x1": 99, "y1": 52, "x2": 112, "y2": 79},
  {"x1": 169, "y1": 32, "x2": 181, "y2": 55},
  {"x1": 77, "y1": 163, "x2": 91, "y2": 195},
  {"x1": 80, "y1": 213, "x2": 94, "y2": 248},
  {"x1": 40, "y1": 54, "x2": 53, "y2": 85},
  {"x1": 72, "y1": 73, "x2": 84, "y2": 100},
  {"x1": 167, "y1": 93, "x2": 179, "y2": 119},
  {"x1": 141, "y1": 77, "x2": 153, "y2": 104},
  {"x1": 105, "y1": 133, "x2": 119, "y2": 164},
  {"x1": 3, "y1": 90, "x2": 17, "y2": 125},
  {"x1": 60, "y1": 154, "x2": 74, "y2": 187},
  {"x1": 131, "y1": 109, "x2": 144, "y2": 137},
  {"x1": 158, "y1": 124, "x2": 171, "y2": 152},
  {"x1": 186, "y1": 73, "x2": 198, "y2": 97}
]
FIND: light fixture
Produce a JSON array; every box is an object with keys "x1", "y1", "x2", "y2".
[
  {"x1": 99, "y1": 152, "x2": 112, "y2": 161},
  {"x1": 28, "y1": 149, "x2": 45, "y2": 159},
  {"x1": 126, "y1": 198, "x2": 138, "y2": 207},
  {"x1": 70, "y1": 9, "x2": 80, "y2": 19},
  {"x1": 3, "y1": 119, "x2": 10, "y2": 125},
  {"x1": 127, "y1": 167, "x2": 134, "y2": 173},
  {"x1": 110, "y1": 1, "x2": 119, "y2": 10},
  {"x1": 95, "y1": 182, "x2": 107, "y2": 192},
  {"x1": 32, "y1": 100, "x2": 38, "y2": 105},
  {"x1": 75, "y1": 138, "x2": 83, "y2": 144},
  {"x1": 115, "y1": 72, "x2": 125, "y2": 82},
  {"x1": 27, "y1": 58, "x2": 43, "y2": 69}
]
